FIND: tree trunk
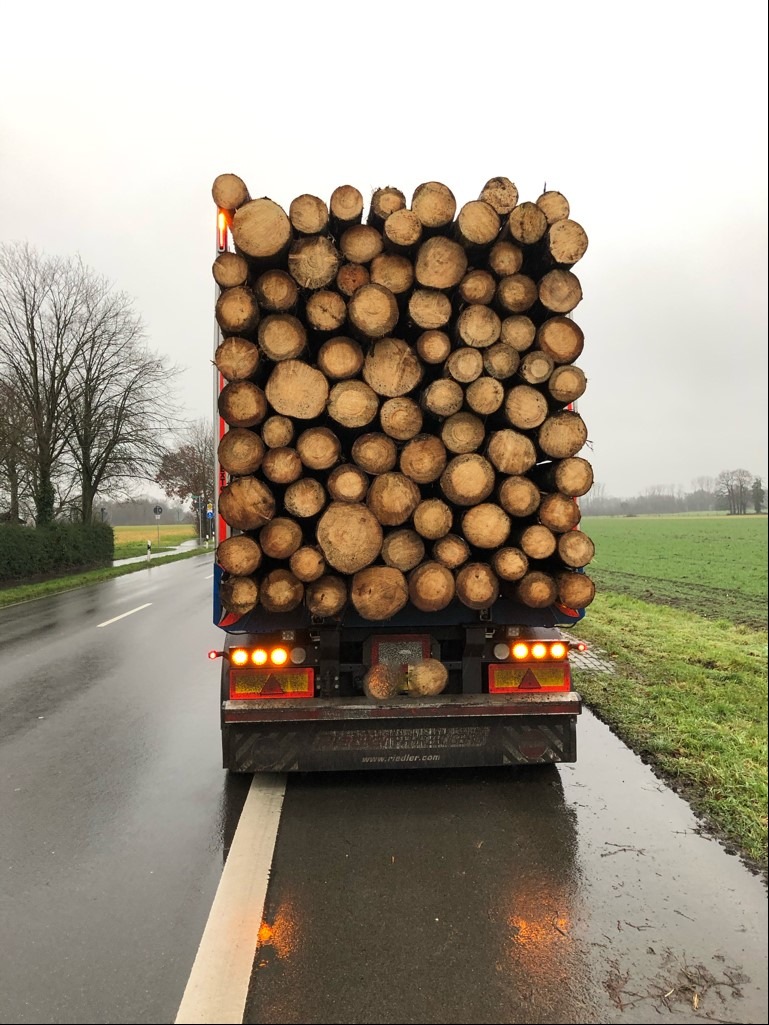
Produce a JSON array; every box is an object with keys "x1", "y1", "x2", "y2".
[
  {"x1": 257, "y1": 314, "x2": 307, "y2": 361},
  {"x1": 515, "y1": 524, "x2": 557, "y2": 559},
  {"x1": 500, "y1": 315, "x2": 536, "y2": 351},
  {"x1": 254, "y1": 269, "x2": 298, "y2": 312},
  {"x1": 288, "y1": 237, "x2": 341, "y2": 289},
  {"x1": 432, "y1": 533, "x2": 470, "y2": 569},
  {"x1": 213, "y1": 251, "x2": 249, "y2": 289},
  {"x1": 462, "y1": 503, "x2": 510, "y2": 548},
  {"x1": 336, "y1": 262, "x2": 370, "y2": 297},
  {"x1": 441, "y1": 412, "x2": 485, "y2": 454},
  {"x1": 283, "y1": 478, "x2": 327, "y2": 519},
  {"x1": 215, "y1": 286, "x2": 260, "y2": 335},
  {"x1": 218, "y1": 381, "x2": 268, "y2": 428},
  {"x1": 259, "y1": 517, "x2": 303, "y2": 559},
  {"x1": 407, "y1": 659, "x2": 449, "y2": 696},
  {"x1": 536, "y1": 316, "x2": 584, "y2": 364},
  {"x1": 296, "y1": 426, "x2": 341, "y2": 470},
  {"x1": 382, "y1": 529, "x2": 425, "y2": 571},
  {"x1": 316, "y1": 502, "x2": 383, "y2": 573},
  {"x1": 504, "y1": 384, "x2": 549, "y2": 430},
  {"x1": 327, "y1": 463, "x2": 369, "y2": 503},
  {"x1": 260, "y1": 569, "x2": 304, "y2": 613},
  {"x1": 547, "y1": 364, "x2": 587, "y2": 405},
  {"x1": 459, "y1": 269, "x2": 496, "y2": 305},
  {"x1": 289, "y1": 545, "x2": 327, "y2": 582},
  {"x1": 368, "y1": 186, "x2": 406, "y2": 229},
  {"x1": 305, "y1": 291, "x2": 347, "y2": 334},
  {"x1": 530, "y1": 456, "x2": 594, "y2": 497},
  {"x1": 317, "y1": 336, "x2": 364, "y2": 380},
  {"x1": 261, "y1": 415, "x2": 294, "y2": 449},
  {"x1": 363, "y1": 337, "x2": 423, "y2": 396},
  {"x1": 339, "y1": 224, "x2": 384, "y2": 264},
  {"x1": 455, "y1": 562, "x2": 500, "y2": 609},
  {"x1": 218, "y1": 428, "x2": 265, "y2": 475},
  {"x1": 232, "y1": 198, "x2": 292, "y2": 262},
  {"x1": 465, "y1": 376, "x2": 504, "y2": 415},
  {"x1": 539, "y1": 219, "x2": 589, "y2": 267},
  {"x1": 421, "y1": 378, "x2": 464, "y2": 418},
  {"x1": 411, "y1": 181, "x2": 457, "y2": 230},
  {"x1": 219, "y1": 476, "x2": 275, "y2": 530},
  {"x1": 408, "y1": 561, "x2": 455, "y2": 612},
  {"x1": 446, "y1": 346, "x2": 483, "y2": 383},
  {"x1": 215, "y1": 337, "x2": 260, "y2": 382},
  {"x1": 363, "y1": 665, "x2": 402, "y2": 700},
  {"x1": 536, "y1": 190, "x2": 570, "y2": 224},
  {"x1": 507, "y1": 201, "x2": 548, "y2": 245},
  {"x1": 383, "y1": 208, "x2": 423, "y2": 252},
  {"x1": 212, "y1": 173, "x2": 250, "y2": 211},
  {"x1": 416, "y1": 330, "x2": 451, "y2": 364},
  {"x1": 351, "y1": 432, "x2": 398, "y2": 474},
  {"x1": 488, "y1": 241, "x2": 523, "y2": 277},
  {"x1": 327, "y1": 379, "x2": 380, "y2": 428},
  {"x1": 482, "y1": 342, "x2": 520, "y2": 380},
  {"x1": 517, "y1": 350, "x2": 554, "y2": 386},
  {"x1": 440, "y1": 454, "x2": 495, "y2": 506},
  {"x1": 219, "y1": 575, "x2": 259, "y2": 616},
  {"x1": 351, "y1": 566, "x2": 408, "y2": 620},
  {"x1": 456, "y1": 200, "x2": 500, "y2": 248},
  {"x1": 496, "y1": 275, "x2": 538, "y2": 314},
  {"x1": 556, "y1": 570, "x2": 595, "y2": 608},
  {"x1": 492, "y1": 546, "x2": 528, "y2": 581},
  {"x1": 399, "y1": 434, "x2": 447, "y2": 484},
  {"x1": 537, "y1": 410, "x2": 588, "y2": 459},
  {"x1": 486, "y1": 428, "x2": 538, "y2": 475},
  {"x1": 367, "y1": 472, "x2": 421, "y2": 526},
  {"x1": 329, "y1": 185, "x2": 364, "y2": 232},
  {"x1": 261, "y1": 446, "x2": 302, "y2": 484},
  {"x1": 538, "y1": 269, "x2": 583, "y2": 313},
  {"x1": 348, "y1": 283, "x2": 400, "y2": 339},
  {"x1": 413, "y1": 498, "x2": 453, "y2": 539},
  {"x1": 479, "y1": 177, "x2": 519, "y2": 215},
  {"x1": 408, "y1": 288, "x2": 452, "y2": 329},
  {"x1": 265, "y1": 360, "x2": 329, "y2": 419},
  {"x1": 306, "y1": 574, "x2": 348, "y2": 617},
  {"x1": 380, "y1": 397, "x2": 423, "y2": 440},
  {"x1": 415, "y1": 236, "x2": 467, "y2": 290},
  {"x1": 538, "y1": 492, "x2": 581, "y2": 533},
  {"x1": 289, "y1": 193, "x2": 329, "y2": 236},
  {"x1": 369, "y1": 253, "x2": 414, "y2": 295},
  {"x1": 216, "y1": 534, "x2": 262, "y2": 576},
  {"x1": 455, "y1": 304, "x2": 502, "y2": 348},
  {"x1": 498, "y1": 474, "x2": 540, "y2": 516},
  {"x1": 516, "y1": 570, "x2": 557, "y2": 608},
  {"x1": 557, "y1": 530, "x2": 595, "y2": 568}
]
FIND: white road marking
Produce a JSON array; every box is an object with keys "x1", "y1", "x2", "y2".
[
  {"x1": 204, "y1": 574, "x2": 214, "y2": 579},
  {"x1": 96, "y1": 603, "x2": 153, "y2": 628},
  {"x1": 175, "y1": 774, "x2": 286, "y2": 1025}
]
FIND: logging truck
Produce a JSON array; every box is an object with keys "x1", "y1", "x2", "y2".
[{"x1": 209, "y1": 176, "x2": 594, "y2": 772}]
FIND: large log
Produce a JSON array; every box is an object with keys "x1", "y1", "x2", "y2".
[
  {"x1": 507, "y1": 202, "x2": 548, "y2": 245},
  {"x1": 339, "y1": 224, "x2": 384, "y2": 265},
  {"x1": 414, "y1": 236, "x2": 467, "y2": 290},
  {"x1": 515, "y1": 524, "x2": 557, "y2": 560},
  {"x1": 557, "y1": 530, "x2": 595, "y2": 569},
  {"x1": 289, "y1": 546, "x2": 327, "y2": 582},
  {"x1": 213, "y1": 252, "x2": 249, "y2": 289},
  {"x1": 329, "y1": 185, "x2": 364, "y2": 232},
  {"x1": 306, "y1": 575, "x2": 348, "y2": 617},
  {"x1": 538, "y1": 269, "x2": 583, "y2": 313},
  {"x1": 547, "y1": 364, "x2": 587, "y2": 405},
  {"x1": 536, "y1": 190, "x2": 570, "y2": 224},
  {"x1": 408, "y1": 289, "x2": 452, "y2": 330},
  {"x1": 383, "y1": 208, "x2": 422, "y2": 252},
  {"x1": 259, "y1": 445, "x2": 302, "y2": 485},
  {"x1": 496, "y1": 275, "x2": 538, "y2": 314},
  {"x1": 212, "y1": 173, "x2": 250, "y2": 211},
  {"x1": 456, "y1": 201, "x2": 500, "y2": 249},
  {"x1": 351, "y1": 432, "x2": 397, "y2": 474},
  {"x1": 219, "y1": 575, "x2": 259, "y2": 616},
  {"x1": 445, "y1": 346, "x2": 483, "y2": 384},
  {"x1": 441, "y1": 412, "x2": 485, "y2": 454},
  {"x1": 369, "y1": 253, "x2": 414, "y2": 295},
  {"x1": 530, "y1": 456, "x2": 594, "y2": 497},
  {"x1": 413, "y1": 498, "x2": 453, "y2": 540},
  {"x1": 479, "y1": 177, "x2": 519, "y2": 215},
  {"x1": 218, "y1": 432, "x2": 266, "y2": 479},
  {"x1": 399, "y1": 434, "x2": 447, "y2": 484},
  {"x1": 219, "y1": 476, "x2": 275, "y2": 530},
  {"x1": 432, "y1": 533, "x2": 470, "y2": 569},
  {"x1": 305, "y1": 291, "x2": 347, "y2": 334},
  {"x1": 416, "y1": 330, "x2": 451, "y2": 365},
  {"x1": 482, "y1": 342, "x2": 520, "y2": 380},
  {"x1": 536, "y1": 316, "x2": 584, "y2": 364},
  {"x1": 257, "y1": 314, "x2": 307, "y2": 361},
  {"x1": 516, "y1": 570, "x2": 557, "y2": 608},
  {"x1": 411, "y1": 181, "x2": 457, "y2": 231},
  {"x1": 382, "y1": 529, "x2": 425, "y2": 571},
  {"x1": 218, "y1": 381, "x2": 268, "y2": 428},
  {"x1": 232, "y1": 198, "x2": 292, "y2": 262},
  {"x1": 288, "y1": 237, "x2": 341, "y2": 290},
  {"x1": 556, "y1": 570, "x2": 595, "y2": 608},
  {"x1": 363, "y1": 338, "x2": 423, "y2": 397},
  {"x1": 259, "y1": 517, "x2": 303, "y2": 559},
  {"x1": 336, "y1": 262, "x2": 370, "y2": 297},
  {"x1": 455, "y1": 562, "x2": 499, "y2": 609},
  {"x1": 368, "y1": 186, "x2": 406, "y2": 229},
  {"x1": 215, "y1": 337, "x2": 260, "y2": 382},
  {"x1": 317, "y1": 336, "x2": 364, "y2": 380},
  {"x1": 498, "y1": 474, "x2": 541, "y2": 517},
  {"x1": 351, "y1": 566, "x2": 408, "y2": 620},
  {"x1": 462, "y1": 503, "x2": 510, "y2": 549},
  {"x1": 317, "y1": 502, "x2": 383, "y2": 572},
  {"x1": 408, "y1": 561, "x2": 455, "y2": 612},
  {"x1": 504, "y1": 385, "x2": 549, "y2": 430},
  {"x1": 348, "y1": 283, "x2": 400, "y2": 339},
  {"x1": 500, "y1": 315, "x2": 536, "y2": 351},
  {"x1": 440, "y1": 454, "x2": 495, "y2": 506},
  {"x1": 261, "y1": 415, "x2": 294, "y2": 449},
  {"x1": 517, "y1": 350, "x2": 554, "y2": 386},
  {"x1": 486, "y1": 429, "x2": 537, "y2": 475},
  {"x1": 363, "y1": 664, "x2": 402, "y2": 700},
  {"x1": 283, "y1": 478, "x2": 327, "y2": 518},
  {"x1": 492, "y1": 547, "x2": 528, "y2": 581},
  {"x1": 260, "y1": 569, "x2": 304, "y2": 613},
  {"x1": 537, "y1": 410, "x2": 588, "y2": 459},
  {"x1": 459, "y1": 269, "x2": 497, "y2": 306},
  {"x1": 540, "y1": 219, "x2": 589, "y2": 267},
  {"x1": 407, "y1": 659, "x2": 449, "y2": 696},
  {"x1": 380, "y1": 397, "x2": 423, "y2": 441},
  {"x1": 254, "y1": 270, "x2": 298, "y2": 312},
  {"x1": 421, "y1": 378, "x2": 464, "y2": 418},
  {"x1": 296, "y1": 427, "x2": 341, "y2": 471},
  {"x1": 327, "y1": 379, "x2": 380, "y2": 428},
  {"x1": 327, "y1": 463, "x2": 369, "y2": 503},
  {"x1": 216, "y1": 535, "x2": 262, "y2": 576},
  {"x1": 538, "y1": 492, "x2": 581, "y2": 533},
  {"x1": 465, "y1": 376, "x2": 504, "y2": 415},
  {"x1": 265, "y1": 360, "x2": 329, "y2": 419},
  {"x1": 488, "y1": 241, "x2": 523, "y2": 277},
  {"x1": 215, "y1": 286, "x2": 260, "y2": 335},
  {"x1": 367, "y1": 472, "x2": 421, "y2": 526},
  {"x1": 288, "y1": 194, "x2": 329, "y2": 236},
  {"x1": 455, "y1": 305, "x2": 502, "y2": 348}
]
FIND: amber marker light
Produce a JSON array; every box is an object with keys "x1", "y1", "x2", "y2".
[
  {"x1": 231, "y1": 648, "x2": 249, "y2": 666},
  {"x1": 550, "y1": 642, "x2": 567, "y2": 659},
  {"x1": 216, "y1": 210, "x2": 228, "y2": 251},
  {"x1": 531, "y1": 643, "x2": 547, "y2": 659},
  {"x1": 271, "y1": 647, "x2": 289, "y2": 666},
  {"x1": 512, "y1": 642, "x2": 529, "y2": 660},
  {"x1": 252, "y1": 649, "x2": 268, "y2": 666}
]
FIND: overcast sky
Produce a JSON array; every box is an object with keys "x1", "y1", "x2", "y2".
[{"x1": 1, "y1": 0, "x2": 767, "y2": 497}]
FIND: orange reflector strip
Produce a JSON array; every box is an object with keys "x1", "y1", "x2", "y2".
[
  {"x1": 488, "y1": 662, "x2": 571, "y2": 693},
  {"x1": 230, "y1": 667, "x2": 314, "y2": 700}
]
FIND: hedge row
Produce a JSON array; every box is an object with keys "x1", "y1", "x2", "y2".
[{"x1": 0, "y1": 523, "x2": 114, "y2": 583}]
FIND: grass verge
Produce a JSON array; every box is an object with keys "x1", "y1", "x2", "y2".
[
  {"x1": 0, "y1": 546, "x2": 211, "y2": 608},
  {"x1": 574, "y1": 592, "x2": 768, "y2": 869}
]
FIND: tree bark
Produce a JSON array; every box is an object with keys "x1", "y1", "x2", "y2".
[
  {"x1": 455, "y1": 562, "x2": 499, "y2": 609},
  {"x1": 500, "y1": 315, "x2": 536, "y2": 351},
  {"x1": 537, "y1": 410, "x2": 588, "y2": 459},
  {"x1": 288, "y1": 237, "x2": 341, "y2": 290},
  {"x1": 488, "y1": 241, "x2": 523, "y2": 277},
  {"x1": 440, "y1": 454, "x2": 495, "y2": 506},
  {"x1": 369, "y1": 253, "x2": 414, "y2": 295},
  {"x1": 536, "y1": 316, "x2": 584, "y2": 363},
  {"x1": 530, "y1": 456, "x2": 594, "y2": 497},
  {"x1": 515, "y1": 524, "x2": 557, "y2": 559},
  {"x1": 336, "y1": 262, "x2": 370, "y2": 297},
  {"x1": 296, "y1": 426, "x2": 341, "y2": 470},
  {"x1": 327, "y1": 379, "x2": 380, "y2": 428},
  {"x1": 216, "y1": 534, "x2": 262, "y2": 576},
  {"x1": 317, "y1": 502, "x2": 383, "y2": 572},
  {"x1": 232, "y1": 198, "x2": 292, "y2": 262},
  {"x1": 218, "y1": 428, "x2": 265, "y2": 475},
  {"x1": 479, "y1": 177, "x2": 519, "y2": 215},
  {"x1": 348, "y1": 283, "x2": 400, "y2": 339},
  {"x1": 380, "y1": 397, "x2": 423, "y2": 441},
  {"x1": 482, "y1": 342, "x2": 520, "y2": 380},
  {"x1": 538, "y1": 269, "x2": 583, "y2": 313},
  {"x1": 383, "y1": 209, "x2": 422, "y2": 252},
  {"x1": 289, "y1": 545, "x2": 327, "y2": 582},
  {"x1": 283, "y1": 477, "x2": 327, "y2": 518},
  {"x1": 367, "y1": 472, "x2": 421, "y2": 526},
  {"x1": 213, "y1": 251, "x2": 249, "y2": 289},
  {"x1": 212, "y1": 173, "x2": 250, "y2": 211},
  {"x1": 329, "y1": 185, "x2": 364, "y2": 232},
  {"x1": 408, "y1": 289, "x2": 452, "y2": 329},
  {"x1": 363, "y1": 337, "x2": 423, "y2": 397},
  {"x1": 351, "y1": 566, "x2": 408, "y2": 620},
  {"x1": 219, "y1": 476, "x2": 275, "y2": 530},
  {"x1": 259, "y1": 516, "x2": 303, "y2": 559},
  {"x1": 305, "y1": 291, "x2": 347, "y2": 334},
  {"x1": 382, "y1": 529, "x2": 425, "y2": 571},
  {"x1": 547, "y1": 364, "x2": 587, "y2": 405},
  {"x1": 414, "y1": 237, "x2": 467, "y2": 290},
  {"x1": 556, "y1": 570, "x2": 595, "y2": 608},
  {"x1": 517, "y1": 350, "x2": 554, "y2": 385},
  {"x1": 368, "y1": 186, "x2": 406, "y2": 229},
  {"x1": 254, "y1": 269, "x2": 298, "y2": 312},
  {"x1": 441, "y1": 412, "x2": 485, "y2": 454},
  {"x1": 288, "y1": 193, "x2": 329, "y2": 236},
  {"x1": 421, "y1": 378, "x2": 464, "y2": 418},
  {"x1": 257, "y1": 314, "x2": 307, "y2": 361},
  {"x1": 416, "y1": 330, "x2": 451, "y2": 364},
  {"x1": 462, "y1": 502, "x2": 510, "y2": 548},
  {"x1": 219, "y1": 575, "x2": 259, "y2": 616},
  {"x1": 516, "y1": 570, "x2": 557, "y2": 608},
  {"x1": 536, "y1": 190, "x2": 570, "y2": 224},
  {"x1": 317, "y1": 336, "x2": 364, "y2": 380},
  {"x1": 445, "y1": 346, "x2": 483, "y2": 384},
  {"x1": 557, "y1": 530, "x2": 595, "y2": 568},
  {"x1": 399, "y1": 434, "x2": 447, "y2": 484},
  {"x1": 327, "y1": 463, "x2": 369, "y2": 503},
  {"x1": 306, "y1": 575, "x2": 348, "y2": 617},
  {"x1": 507, "y1": 201, "x2": 548, "y2": 245},
  {"x1": 498, "y1": 474, "x2": 541, "y2": 516},
  {"x1": 215, "y1": 337, "x2": 260, "y2": 382},
  {"x1": 408, "y1": 561, "x2": 455, "y2": 612},
  {"x1": 351, "y1": 432, "x2": 398, "y2": 474},
  {"x1": 504, "y1": 385, "x2": 549, "y2": 430},
  {"x1": 459, "y1": 269, "x2": 496, "y2": 306},
  {"x1": 455, "y1": 305, "x2": 502, "y2": 348},
  {"x1": 492, "y1": 546, "x2": 528, "y2": 581},
  {"x1": 538, "y1": 492, "x2": 581, "y2": 533},
  {"x1": 496, "y1": 275, "x2": 538, "y2": 314},
  {"x1": 218, "y1": 381, "x2": 268, "y2": 428},
  {"x1": 433, "y1": 533, "x2": 470, "y2": 569},
  {"x1": 260, "y1": 569, "x2": 304, "y2": 613},
  {"x1": 411, "y1": 181, "x2": 457, "y2": 230},
  {"x1": 465, "y1": 376, "x2": 504, "y2": 415},
  {"x1": 261, "y1": 415, "x2": 294, "y2": 449},
  {"x1": 413, "y1": 498, "x2": 453, "y2": 539},
  {"x1": 215, "y1": 286, "x2": 260, "y2": 335},
  {"x1": 339, "y1": 224, "x2": 384, "y2": 264},
  {"x1": 456, "y1": 201, "x2": 500, "y2": 248},
  {"x1": 260, "y1": 446, "x2": 302, "y2": 484},
  {"x1": 265, "y1": 360, "x2": 329, "y2": 419}
]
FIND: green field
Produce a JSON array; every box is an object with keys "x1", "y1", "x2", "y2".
[
  {"x1": 113, "y1": 523, "x2": 197, "y2": 558},
  {"x1": 573, "y1": 514, "x2": 767, "y2": 869}
]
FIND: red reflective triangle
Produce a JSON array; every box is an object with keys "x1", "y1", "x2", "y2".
[
  {"x1": 520, "y1": 668, "x2": 541, "y2": 689},
  {"x1": 261, "y1": 674, "x2": 283, "y2": 695}
]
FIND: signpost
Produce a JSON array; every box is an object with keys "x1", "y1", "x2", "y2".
[
  {"x1": 153, "y1": 505, "x2": 162, "y2": 549},
  {"x1": 206, "y1": 502, "x2": 214, "y2": 547}
]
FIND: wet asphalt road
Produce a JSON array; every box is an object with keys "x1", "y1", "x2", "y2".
[{"x1": 0, "y1": 557, "x2": 766, "y2": 1024}]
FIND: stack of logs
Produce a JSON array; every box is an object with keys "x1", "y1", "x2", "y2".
[{"x1": 212, "y1": 174, "x2": 595, "y2": 622}]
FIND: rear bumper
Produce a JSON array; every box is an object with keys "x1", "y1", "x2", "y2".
[{"x1": 222, "y1": 693, "x2": 581, "y2": 772}]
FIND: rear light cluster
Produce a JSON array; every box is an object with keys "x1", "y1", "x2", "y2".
[
  {"x1": 492, "y1": 641, "x2": 571, "y2": 661},
  {"x1": 208, "y1": 646, "x2": 307, "y2": 665}
]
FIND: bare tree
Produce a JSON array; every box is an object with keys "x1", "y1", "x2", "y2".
[
  {"x1": 716, "y1": 468, "x2": 754, "y2": 514},
  {"x1": 156, "y1": 420, "x2": 215, "y2": 515},
  {"x1": 0, "y1": 375, "x2": 34, "y2": 523}
]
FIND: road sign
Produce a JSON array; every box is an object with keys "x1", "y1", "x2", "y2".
[
  {"x1": 206, "y1": 510, "x2": 214, "y2": 519},
  {"x1": 206, "y1": 501, "x2": 213, "y2": 513},
  {"x1": 153, "y1": 505, "x2": 163, "y2": 515}
]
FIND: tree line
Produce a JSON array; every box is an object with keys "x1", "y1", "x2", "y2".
[{"x1": 582, "y1": 471, "x2": 766, "y2": 517}]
